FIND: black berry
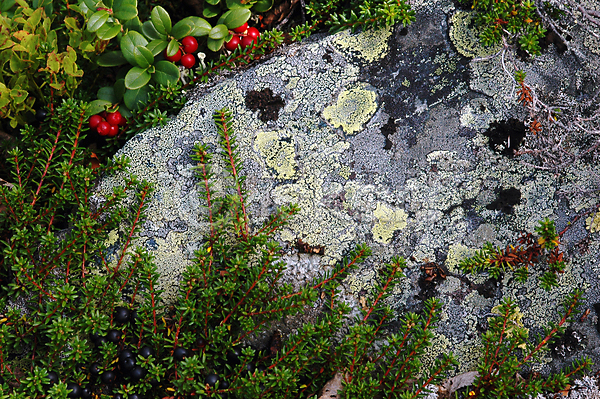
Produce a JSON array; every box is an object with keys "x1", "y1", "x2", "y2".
[
  {"x1": 35, "y1": 109, "x2": 48, "y2": 122},
  {"x1": 139, "y1": 346, "x2": 154, "y2": 359},
  {"x1": 47, "y1": 371, "x2": 59, "y2": 385},
  {"x1": 129, "y1": 366, "x2": 146, "y2": 382},
  {"x1": 205, "y1": 373, "x2": 219, "y2": 386},
  {"x1": 245, "y1": 362, "x2": 256, "y2": 373},
  {"x1": 66, "y1": 382, "x2": 81, "y2": 398},
  {"x1": 114, "y1": 307, "x2": 130, "y2": 324},
  {"x1": 129, "y1": 394, "x2": 143, "y2": 399},
  {"x1": 173, "y1": 347, "x2": 188, "y2": 361},
  {"x1": 113, "y1": 394, "x2": 123, "y2": 399},
  {"x1": 106, "y1": 329, "x2": 122, "y2": 343},
  {"x1": 101, "y1": 371, "x2": 116, "y2": 384},
  {"x1": 89, "y1": 363, "x2": 101, "y2": 376},
  {"x1": 226, "y1": 348, "x2": 241, "y2": 365},
  {"x1": 94, "y1": 336, "x2": 108, "y2": 348},
  {"x1": 120, "y1": 357, "x2": 135, "y2": 372},
  {"x1": 81, "y1": 387, "x2": 93, "y2": 399},
  {"x1": 218, "y1": 379, "x2": 229, "y2": 389},
  {"x1": 118, "y1": 349, "x2": 134, "y2": 362},
  {"x1": 129, "y1": 310, "x2": 138, "y2": 324}
]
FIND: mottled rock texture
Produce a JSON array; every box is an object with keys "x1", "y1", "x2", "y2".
[{"x1": 96, "y1": 0, "x2": 600, "y2": 376}]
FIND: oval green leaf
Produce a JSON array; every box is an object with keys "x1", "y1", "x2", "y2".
[
  {"x1": 113, "y1": 0, "x2": 138, "y2": 20},
  {"x1": 151, "y1": 6, "x2": 171, "y2": 35},
  {"x1": 96, "y1": 22, "x2": 121, "y2": 40},
  {"x1": 133, "y1": 45, "x2": 154, "y2": 68},
  {"x1": 220, "y1": 8, "x2": 251, "y2": 29},
  {"x1": 123, "y1": 85, "x2": 150, "y2": 110},
  {"x1": 97, "y1": 86, "x2": 117, "y2": 103},
  {"x1": 203, "y1": 5, "x2": 220, "y2": 19},
  {"x1": 96, "y1": 50, "x2": 127, "y2": 67},
  {"x1": 252, "y1": 0, "x2": 273, "y2": 12},
  {"x1": 114, "y1": 78, "x2": 126, "y2": 101},
  {"x1": 206, "y1": 0, "x2": 220, "y2": 4},
  {"x1": 153, "y1": 60, "x2": 180, "y2": 86},
  {"x1": 208, "y1": 24, "x2": 228, "y2": 40},
  {"x1": 226, "y1": 0, "x2": 252, "y2": 9},
  {"x1": 147, "y1": 39, "x2": 168, "y2": 56},
  {"x1": 88, "y1": 10, "x2": 109, "y2": 32},
  {"x1": 120, "y1": 30, "x2": 148, "y2": 66},
  {"x1": 124, "y1": 66, "x2": 151, "y2": 90},
  {"x1": 124, "y1": 16, "x2": 142, "y2": 32},
  {"x1": 171, "y1": 19, "x2": 194, "y2": 40},
  {"x1": 207, "y1": 37, "x2": 225, "y2": 52},
  {"x1": 86, "y1": 99, "x2": 112, "y2": 118},
  {"x1": 190, "y1": 17, "x2": 211, "y2": 37},
  {"x1": 166, "y1": 38, "x2": 180, "y2": 57},
  {"x1": 142, "y1": 20, "x2": 166, "y2": 40}
]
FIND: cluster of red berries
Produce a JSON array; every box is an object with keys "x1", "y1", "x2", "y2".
[
  {"x1": 89, "y1": 110, "x2": 126, "y2": 137},
  {"x1": 225, "y1": 23, "x2": 261, "y2": 51},
  {"x1": 164, "y1": 36, "x2": 198, "y2": 69}
]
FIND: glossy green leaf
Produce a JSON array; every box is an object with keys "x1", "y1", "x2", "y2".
[
  {"x1": 147, "y1": 39, "x2": 168, "y2": 56},
  {"x1": 97, "y1": 86, "x2": 117, "y2": 103},
  {"x1": 96, "y1": 22, "x2": 121, "y2": 39},
  {"x1": 219, "y1": 8, "x2": 250, "y2": 29},
  {"x1": 206, "y1": 0, "x2": 219, "y2": 4},
  {"x1": 132, "y1": 45, "x2": 153, "y2": 68},
  {"x1": 96, "y1": 51, "x2": 127, "y2": 66},
  {"x1": 82, "y1": 0, "x2": 96, "y2": 12},
  {"x1": 153, "y1": 60, "x2": 179, "y2": 86},
  {"x1": 172, "y1": 16, "x2": 211, "y2": 39},
  {"x1": 252, "y1": 0, "x2": 273, "y2": 12},
  {"x1": 203, "y1": 5, "x2": 220, "y2": 18},
  {"x1": 142, "y1": 20, "x2": 166, "y2": 40},
  {"x1": 123, "y1": 85, "x2": 150, "y2": 110},
  {"x1": 120, "y1": 30, "x2": 148, "y2": 66},
  {"x1": 151, "y1": 6, "x2": 171, "y2": 35},
  {"x1": 208, "y1": 24, "x2": 228, "y2": 40},
  {"x1": 226, "y1": 0, "x2": 252, "y2": 9},
  {"x1": 124, "y1": 66, "x2": 151, "y2": 90},
  {"x1": 166, "y1": 38, "x2": 179, "y2": 57},
  {"x1": 86, "y1": 99, "x2": 111, "y2": 118},
  {"x1": 114, "y1": 78, "x2": 126, "y2": 101},
  {"x1": 113, "y1": 0, "x2": 137, "y2": 20},
  {"x1": 87, "y1": 10, "x2": 109, "y2": 32},
  {"x1": 124, "y1": 15, "x2": 142, "y2": 32},
  {"x1": 207, "y1": 37, "x2": 225, "y2": 52}
]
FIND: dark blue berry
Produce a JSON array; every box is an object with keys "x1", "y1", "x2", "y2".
[
  {"x1": 66, "y1": 382, "x2": 81, "y2": 398},
  {"x1": 205, "y1": 374, "x2": 218, "y2": 386},
  {"x1": 47, "y1": 371, "x2": 59, "y2": 385},
  {"x1": 139, "y1": 346, "x2": 154, "y2": 359},
  {"x1": 114, "y1": 307, "x2": 130, "y2": 324},
  {"x1": 101, "y1": 371, "x2": 116, "y2": 384},
  {"x1": 106, "y1": 329, "x2": 121, "y2": 343},
  {"x1": 173, "y1": 347, "x2": 188, "y2": 361}
]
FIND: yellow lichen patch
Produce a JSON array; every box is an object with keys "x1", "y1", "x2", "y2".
[
  {"x1": 372, "y1": 202, "x2": 408, "y2": 244},
  {"x1": 586, "y1": 212, "x2": 600, "y2": 233},
  {"x1": 323, "y1": 83, "x2": 378, "y2": 135},
  {"x1": 331, "y1": 26, "x2": 392, "y2": 63},
  {"x1": 445, "y1": 243, "x2": 476, "y2": 273},
  {"x1": 254, "y1": 130, "x2": 297, "y2": 179},
  {"x1": 449, "y1": 11, "x2": 501, "y2": 58}
]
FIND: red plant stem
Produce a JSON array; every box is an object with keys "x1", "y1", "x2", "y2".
[
  {"x1": 220, "y1": 264, "x2": 269, "y2": 326},
  {"x1": 31, "y1": 125, "x2": 62, "y2": 208},
  {"x1": 362, "y1": 264, "x2": 400, "y2": 322},
  {"x1": 148, "y1": 271, "x2": 157, "y2": 334},
  {"x1": 410, "y1": 356, "x2": 455, "y2": 398}
]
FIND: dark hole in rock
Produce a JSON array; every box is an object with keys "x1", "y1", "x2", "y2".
[
  {"x1": 381, "y1": 118, "x2": 397, "y2": 150},
  {"x1": 550, "y1": 327, "x2": 586, "y2": 359},
  {"x1": 484, "y1": 118, "x2": 526, "y2": 157},
  {"x1": 594, "y1": 303, "x2": 600, "y2": 335},
  {"x1": 476, "y1": 277, "x2": 501, "y2": 299},
  {"x1": 398, "y1": 27, "x2": 408, "y2": 36},
  {"x1": 415, "y1": 263, "x2": 447, "y2": 306},
  {"x1": 486, "y1": 187, "x2": 521, "y2": 214},
  {"x1": 245, "y1": 88, "x2": 284, "y2": 122},
  {"x1": 539, "y1": 28, "x2": 569, "y2": 54},
  {"x1": 322, "y1": 53, "x2": 333, "y2": 63}
]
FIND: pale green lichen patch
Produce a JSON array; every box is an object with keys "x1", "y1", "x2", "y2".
[
  {"x1": 331, "y1": 26, "x2": 393, "y2": 63},
  {"x1": 587, "y1": 212, "x2": 600, "y2": 233},
  {"x1": 372, "y1": 202, "x2": 408, "y2": 244},
  {"x1": 254, "y1": 130, "x2": 297, "y2": 179},
  {"x1": 445, "y1": 243, "x2": 475, "y2": 273},
  {"x1": 449, "y1": 11, "x2": 501, "y2": 58},
  {"x1": 322, "y1": 83, "x2": 378, "y2": 135}
]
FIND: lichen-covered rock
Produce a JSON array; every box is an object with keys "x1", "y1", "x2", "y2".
[{"x1": 95, "y1": 0, "x2": 600, "y2": 378}]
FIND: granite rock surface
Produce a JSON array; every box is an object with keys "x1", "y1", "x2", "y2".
[{"x1": 95, "y1": 0, "x2": 600, "y2": 376}]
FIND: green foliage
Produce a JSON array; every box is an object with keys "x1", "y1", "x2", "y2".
[
  {"x1": 459, "y1": 218, "x2": 565, "y2": 290},
  {"x1": 467, "y1": 0, "x2": 546, "y2": 55},
  {"x1": 470, "y1": 291, "x2": 591, "y2": 398},
  {"x1": 0, "y1": 1, "x2": 93, "y2": 128},
  {"x1": 305, "y1": 0, "x2": 415, "y2": 33}
]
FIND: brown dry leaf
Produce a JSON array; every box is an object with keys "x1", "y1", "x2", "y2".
[
  {"x1": 319, "y1": 372, "x2": 345, "y2": 399},
  {"x1": 438, "y1": 371, "x2": 479, "y2": 396},
  {"x1": 90, "y1": 152, "x2": 101, "y2": 170},
  {"x1": 359, "y1": 296, "x2": 368, "y2": 311},
  {"x1": 262, "y1": 0, "x2": 300, "y2": 28}
]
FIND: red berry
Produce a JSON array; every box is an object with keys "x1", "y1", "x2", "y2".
[
  {"x1": 108, "y1": 125, "x2": 119, "y2": 137},
  {"x1": 181, "y1": 53, "x2": 195, "y2": 69},
  {"x1": 181, "y1": 36, "x2": 198, "y2": 54},
  {"x1": 241, "y1": 35, "x2": 257, "y2": 50},
  {"x1": 106, "y1": 111, "x2": 123, "y2": 127},
  {"x1": 97, "y1": 121, "x2": 111, "y2": 136},
  {"x1": 164, "y1": 48, "x2": 182, "y2": 62},
  {"x1": 233, "y1": 22, "x2": 248, "y2": 33},
  {"x1": 100, "y1": 111, "x2": 107, "y2": 119},
  {"x1": 246, "y1": 27, "x2": 260, "y2": 40},
  {"x1": 89, "y1": 115, "x2": 102, "y2": 129},
  {"x1": 225, "y1": 35, "x2": 241, "y2": 51}
]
